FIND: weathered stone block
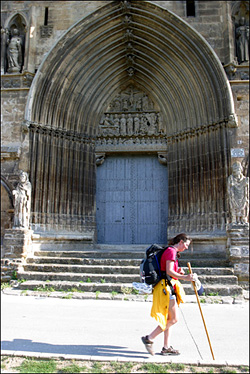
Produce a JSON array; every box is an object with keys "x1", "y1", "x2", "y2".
[{"x1": 2, "y1": 229, "x2": 33, "y2": 259}]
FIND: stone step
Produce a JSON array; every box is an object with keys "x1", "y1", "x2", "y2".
[
  {"x1": 33, "y1": 250, "x2": 228, "y2": 260},
  {"x1": 17, "y1": 280, "x2": 243, "y2": 296},
  {"x1": 22, "y1": 263, "x2": 235, "y2": 276},
  {"x1": 17, "y1": 270, "x2": 238, "y2": 286},
  {"x1": 27, "y1": 255, "x2": 229, "y2": 268}
]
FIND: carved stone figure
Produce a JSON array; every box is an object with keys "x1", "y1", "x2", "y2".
[
  {"x1": 235, "y1": 17, "x2": 249, "y2": 64},
  {"x1": 13, "y1": 171, "x2": 32, "y2": 229},
  {"x1": 127, "y1": 113, "x2": 133, "y2": 135},
  {"x1": 120, "y1": 114, "x2": 127, "y2": 135},
  {"x1": 6, "y1": 28, "x2": 23, "y2": 73},
  {"x1": 134, "y1": 115, "x2": 140, "y2": 134},
  {"x1": 227, "y1": 161, "x2": 249, "y2": 225}
]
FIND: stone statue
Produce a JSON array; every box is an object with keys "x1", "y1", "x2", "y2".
[
  {"x1": 235, "y1": 17, "x2": 249, "y2": 64},
  {"x1": 6, "y1": 28, "x2": 23, "y2": 73},
  {"x1": 227, "y1": 161, "x2": 249, "y2": 225},
  {"x1": 13, "y1": 171, "x2": 32, "y2": 229}
]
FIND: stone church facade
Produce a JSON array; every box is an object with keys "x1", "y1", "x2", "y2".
[{"x1": 1, "y1": 1, "x2": 249, "y2": 283}]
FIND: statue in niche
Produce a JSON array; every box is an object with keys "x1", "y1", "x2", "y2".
[
  {"x1": 113, "y1": 95, "x2": 121, "y2": 111},
  {"x1": 103, "y1": 113, "x2": 113, "y2": 126},
  {"x1": 114, "y1": 114, "x2": 120, "y2": 127},
  {"x1": 120, "y1": 114, "x2": 127, "y2": 135},
  {"x1": 142, "y1": 94, "x2": 149, "y2": 111},
  {"x1": 13, "y1": 171, "x2": 32, "y2": 229},
  {"x1": 227, "y1": 161, "x2": 249, "y2": 225},
  {"x1": 122, "y1": 98, "x2": 128, "y2": 111},
  {"x1": 127, "y1": 113, "x2": 133, "y2": 135},
  {"x1": 235, "y1": 17, "x2": 249, "y2": 64},
  {"x1": 134, "y1": 114, "x2": 140, "y2": 134},
  {"x1": 6, "y1": 28, "x2": 23, "y2": 73},
  {"x1": 136, "y1": 97, "x2": 142, "y2": 111}
]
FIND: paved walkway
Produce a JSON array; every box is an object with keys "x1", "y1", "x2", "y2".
[{"x1": 1, "y1": 293, "x2": 249, "y2": 367}]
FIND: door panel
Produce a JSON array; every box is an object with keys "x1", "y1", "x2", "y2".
[{"x1": 96, "y1": 155, "x2": 168, "y2": 244}]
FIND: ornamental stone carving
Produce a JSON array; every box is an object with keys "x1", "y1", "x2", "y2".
[
  {"x1": 227, "y1": 161, "x2": 249, "y2": 225},
  {"x1": 97, "y1": 85, "x2": 166, "y2": 152},
  {"x1": 6, "y1": 28, "x2": 23, "y2": 73},
  {"x1": 12, "y1": 171, "x2": 31, "y2": 229},
  {"x1": 235, "y1": 17, "x2": 249, "y2": 64}
]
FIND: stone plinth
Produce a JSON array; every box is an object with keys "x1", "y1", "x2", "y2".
[
  {"x1": 2, "y1": 228, "x2": 33, "y2": 259},
  {"x1": 227, "y1": 225, "x2": 249, "y2": 288}
]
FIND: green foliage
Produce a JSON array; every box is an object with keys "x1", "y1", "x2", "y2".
[
  {"x1": 59, "y1": 362, "x2": 84, "y2": 373},
  {"x1": 1, "y1": 282, "x2": 12, "y2": 290},
  {"x1": 141, "y1": 363, "x2": 171, "y2": 373},
  {"x1": 17, "y1": 358, "x2": 57, "y2": 373},
  {"x1": 95, "y1": 290, "x2": 100, "y2": 299},
  {"x1": 110, "y1": 361, "x2": 133, "y2": 373}
]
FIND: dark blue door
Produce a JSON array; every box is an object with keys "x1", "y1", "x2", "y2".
[{"x1": 96, "y1": 155, "x2": 168, "y2": 244}]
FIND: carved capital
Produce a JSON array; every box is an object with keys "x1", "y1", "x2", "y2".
[{"x1": 96, "y1": 153, "x2": 106, "y2": 166}]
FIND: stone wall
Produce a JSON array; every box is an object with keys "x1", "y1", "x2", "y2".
[{"x1": 1, "y1": 1, "x2": 249, "y2": 258}]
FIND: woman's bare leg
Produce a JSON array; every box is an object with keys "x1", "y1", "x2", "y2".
[{"x1": 163, "y1": 298, "x2": 178, "y2": 348}]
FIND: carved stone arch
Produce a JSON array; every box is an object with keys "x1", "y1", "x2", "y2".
[
  {"x1": 4, "y1": 13, "x2": 27, "y2": 73},
  {"x1": 24, "y1": 1, "x2": 238, "y2": 238}
]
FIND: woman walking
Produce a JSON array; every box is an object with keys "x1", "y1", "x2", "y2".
[{"x1": 141, "y1": 233, "x2": 195, "y2": 356}]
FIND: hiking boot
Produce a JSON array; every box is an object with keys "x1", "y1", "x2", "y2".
[
  {"x1": 161, "y1": 346, "x2": 180, "y2": 355},
  {"x1": 141, "y1": 336, "x2": 154, "y2": 355}
]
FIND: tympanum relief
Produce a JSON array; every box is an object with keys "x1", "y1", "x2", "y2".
[{"x1": 96, "y1": 86, "x2": 166, "y2": 151}]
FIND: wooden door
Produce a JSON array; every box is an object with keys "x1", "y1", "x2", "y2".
[{"x1": 96, "y1": 155, "x2": 168, "y2": 244}]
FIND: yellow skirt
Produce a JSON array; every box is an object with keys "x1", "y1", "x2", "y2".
[{"x1": 150, "y1": 279, "x2": 185, "y2": 331}]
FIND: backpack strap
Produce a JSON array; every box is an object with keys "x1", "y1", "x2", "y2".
[{"x1": 163, "y1": 246, "x2": 178, "y2": 296}]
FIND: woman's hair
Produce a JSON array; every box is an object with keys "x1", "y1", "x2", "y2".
[
  {"x1": 168, "y1": 233, "x2": 192, "y2": 245},
  {"x1": 168, "y1": 233, "x2": 192, "y2": 258}
]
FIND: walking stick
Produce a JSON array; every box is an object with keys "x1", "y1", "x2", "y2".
[{"x1": 187, "y1": 262, "x2": 215, "y2": 360}]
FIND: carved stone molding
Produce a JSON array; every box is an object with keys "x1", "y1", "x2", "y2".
[
  {"x1": 224, "y1": 61, "x2": 249, "y2": 80},
  {"x1": 28, "y1": 122, "x2": 94, "y2": 144},
  {"x1": 1, "y1": 71, "x2": 35, "y2": 89}
]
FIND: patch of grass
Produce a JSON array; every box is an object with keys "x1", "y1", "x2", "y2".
[
  {"x1": 62, "y1": 293, "x2": 73, "y2": 299},
  {"x1": 141, "y1": 363, "x2": 171, "y2": 373},
  {"x1": 207, "y1": 292, "x2": 219, "y2": 296},
  {"x1": 121, "y1": 286, "x2": 132, "y2": 295},
  {"x1": 132, "y1": 288, "x2": 139, "y2": 295},
  {"x1": 21, "y1": 290, "x2": 28, "y2": 295},
  {"x1": 86, "y1": 277, "x2": 92, "y2": 283},
  {"x1": 111, "y1": 291, "x2": 118, "y2": 298},
  {"x1": 17, "y1": 358, "x2": 57, "y2": 373},
  {"x1": 200, "y1": 298, "x2": 206, "y2": 303},
  {"x1": 110, "y1": 361, "x2": 133, "y2": 373},
  {"x1": 170, "y1": 363, "x2": 185, "y2": 371},
  {"x1": 18, "y1": 278, "x2": 27, "y2": 283},
  {"x1": 12, "y1": 270, "x2": 18, "y2": 280},
  {"x1": 240, "y1": 366, "x2": 249, "y2": 373},
  {"x1": 59, "y1": 361, "x2": 84, "y2": 373},
  {"x1": 96, "y1": 290, "x2": 100, "y2": 299},
  {"x1": 1, "y1": 282, "x2": 12, "y2": 290},
  {"x1": 90, "y1": 361, "x2": 108, "y2": 373},
  {"x1": 220, "y1": 368, "x2": 237, "y2": 373},
  {"x1": 68, "y1": 287, "x2": 78, "y2": 292},
  {"x1": 100, "y1": 278, "x2": 106, "y2": 283}
]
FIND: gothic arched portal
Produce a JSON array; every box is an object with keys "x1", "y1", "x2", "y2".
[{"x1": 25, "y1": 1, "x2": 237, "y2": 242}]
